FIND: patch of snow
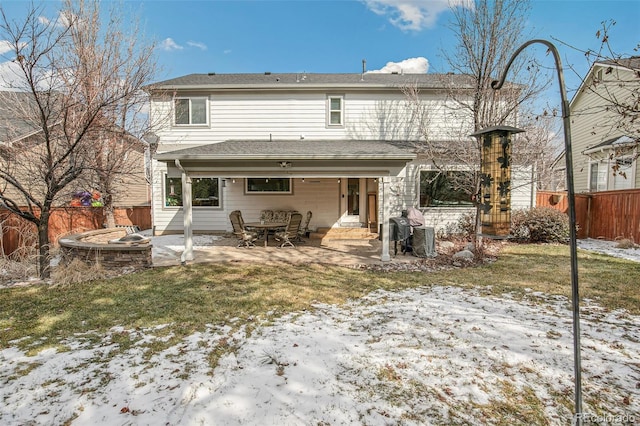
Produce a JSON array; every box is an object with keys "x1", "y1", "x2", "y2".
[
  {"x1": 1, "y1": 286, "x2": 638, "y2": 425},
  {"x1": 577, "y1": 238, "x2": 640, "y2": 263}
]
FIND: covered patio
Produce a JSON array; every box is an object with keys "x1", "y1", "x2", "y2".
[{"x1": 154, "y1": 139, "x2": 416, "y2": 263}]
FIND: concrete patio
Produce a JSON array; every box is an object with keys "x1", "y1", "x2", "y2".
[{"x1": 150, "y1": 233, "x2": 421, "y2": 267}]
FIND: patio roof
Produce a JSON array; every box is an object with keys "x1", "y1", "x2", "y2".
[
  {"x1": 155, "y1": 140, "x2": 417, "y2": 177},
  {"x1": 155, "y1": 139, "x2": 416, "y2": 161}
]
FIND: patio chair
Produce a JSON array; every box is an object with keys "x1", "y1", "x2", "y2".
[
  {"x1": 295, "y1": 210, "x2": 312, "y2": 242},
  {"x1": 229, "y1": 210, "x2": 259, "y2": 247},
  {"x1": 274, "y1": 212, "x2": 303, "y2": 248}
]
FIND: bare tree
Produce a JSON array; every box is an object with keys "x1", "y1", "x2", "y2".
[
  {"x1": 0, "y1": 0, "x2": 157, "y2": 278},
  {"x1": 443, "y1": 0, "x2": 548, "y2": 132},
  {"x1": 405, "y1": 0, "x2": 554, "y2": 235}
]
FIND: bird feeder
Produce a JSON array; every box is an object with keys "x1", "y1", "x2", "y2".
[{"x1": 470, "y1": 125, "x2": 524, "y2": 238}]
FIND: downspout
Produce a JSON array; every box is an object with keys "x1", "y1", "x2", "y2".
[{"x1": 175, "y1": 159, "x2": 194, "y2": 264}]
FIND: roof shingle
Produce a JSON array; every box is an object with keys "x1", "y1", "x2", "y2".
[
  {"x1": 147, "y1": 72, "x2": 477, "y2": 91},
  {"x1": 156, "y1": 139, "x2": 416, "y2": 161}
]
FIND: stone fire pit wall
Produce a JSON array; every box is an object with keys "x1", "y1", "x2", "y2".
[{"x1": 58, "y1": 228, "x2": 152, "y2": 270}]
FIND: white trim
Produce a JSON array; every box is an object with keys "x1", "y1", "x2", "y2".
[
  {"x1": 245, "y1": 177, "x2": 293, "y2": 194},
  {"x1": 417, "y1": 169, "x2": 475, "y2": 208},
  {"x1": 588, "y1": 161, "x2": 607, "y2": 192},
  {"x1": 163, "y1": 173, "x2": 223, "y2": 209},
  {"x1": 588, "y1": 149, "x2": 637, "y2": 191},
  {"x1": 326, "y1": 94, "x2": 344, "y2": 128},
  {"x1": 173, "y1": 96, "x2": 210, "y2": 127},
  {"x1": 612, "y1": 155, "x2": 636, "y2": 190}
]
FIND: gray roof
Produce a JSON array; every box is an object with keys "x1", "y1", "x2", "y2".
[
  {"x1": 156, "y1": 139, "x2": 416, "y2": 161},
  {"x1": 0, "y1": 91, "x2": 41, "y2": 141},
  {"x1": 598, "y1": 56, "x2": 640, "y2": 71},
  {"x1": 584, "y1": 135, "x2": 638, "y2": 154},
  {"x1": 147, "y1": 72, "x2": 477, "y2": 91}
]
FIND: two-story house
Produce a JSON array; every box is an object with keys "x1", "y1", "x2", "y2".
[
  {"x1": 145, "y1": 72, "x2": 535, "y2": 260},
  {"x1": 570, "y1": 57, "x2": 640, "y2": 192}
]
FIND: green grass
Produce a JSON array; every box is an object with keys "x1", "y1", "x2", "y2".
[{"x1": 1, "y1": 243, "x2": 639, "y2": 358}]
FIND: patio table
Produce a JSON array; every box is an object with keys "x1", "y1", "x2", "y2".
[{"x1": 244, "y1": 222, "x2": 287, "y2": 247}]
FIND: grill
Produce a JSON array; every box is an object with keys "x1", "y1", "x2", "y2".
[{"x1": 389, "y1": 216, "x2": 411, "y2": 255}]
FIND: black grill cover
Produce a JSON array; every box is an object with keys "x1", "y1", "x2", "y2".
[{"x1": 389, "y1": 217, "x2": 411, "y2": 241}]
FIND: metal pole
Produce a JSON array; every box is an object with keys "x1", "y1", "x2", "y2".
[{"x1": 492, "y1": 39, "x2": 582, "y2": 424}]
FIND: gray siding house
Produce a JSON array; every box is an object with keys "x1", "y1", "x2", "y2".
[{"x1": 570, "y1": 57, "x2": 640, "y2": 192}]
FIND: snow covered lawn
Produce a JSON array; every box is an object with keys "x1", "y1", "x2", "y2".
[{"x1": 2, "y1": 285, "x2": 638, "y2": 425}]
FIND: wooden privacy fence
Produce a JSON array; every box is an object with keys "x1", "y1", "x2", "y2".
[
  {"x1": 537, "y1": 189, "x2": 640, "y2": 243},
  {"x1": 1, "y1": 206, "x2": 151, "y2": 257}
]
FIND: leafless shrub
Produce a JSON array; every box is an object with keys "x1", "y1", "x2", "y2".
[
  {"x1": 51, "y1": 257, "x2": 106, "y2": 286},
  {"x1": 0, "y1": 216, "x2": 40, "y2": 283},
  {"x1": 614, "y1": 237, "x2": 637, "y2": 249}
]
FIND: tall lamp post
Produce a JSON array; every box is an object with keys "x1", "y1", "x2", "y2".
[{"x1": 492, "y1": 39, "x2": 582, "y2": 424}]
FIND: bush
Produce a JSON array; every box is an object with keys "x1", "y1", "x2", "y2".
[
  {"x1": 445, "y1": 211, "x2": 476, "y2": 239},
  {"x1": 510, "y1": 207, "x2": 570, "y2": 244}
]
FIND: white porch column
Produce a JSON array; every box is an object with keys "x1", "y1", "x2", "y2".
[
  {"x1": 175, "y1": 160, "x2": 193, "y2": 264},
  {"x1": 381, "y1": 176, "x2": 391, "y2": 262}
]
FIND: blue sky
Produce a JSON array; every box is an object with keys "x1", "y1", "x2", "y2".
[
  {"x1": 143, "y1": 0, "x2": 639, "y2": 94},
  {"x1": 0, "y1": 0, "x2": 638, "y2": 99}
]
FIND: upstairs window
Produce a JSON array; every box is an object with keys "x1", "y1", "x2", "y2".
[
  {"x1": 327, "y1": 95, "x2": 344, "y2": 127},
  {"x1": 174, "y1": 97, "x2": 208, "y2": 125}
]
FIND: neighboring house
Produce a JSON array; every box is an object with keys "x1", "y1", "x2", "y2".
[
  {"x1": 543, "y1": 151, "x2": 567, "y2": 192},
  {"x1": 569, "y1": 57, "x2": 640, "y2": 192},
  {"x1": 145, "y1": 72, "x2": 535, "y2": 260},
  {"x1": 0, "y1": 91, "x2": 150, "y2": 214}
]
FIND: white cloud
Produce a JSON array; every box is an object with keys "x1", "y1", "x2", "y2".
[
  {"x1": 35, "y1": 12, "x2": 72, "y2": 29},
  {"x1": 0, "y1": 40, "x2": 13, "y2": 55},
  {"x1": 223, "y1": 49, "x2": 232, "y2": 55},
  {"x1": 159, "y1": 38, "x2": 183, "y2": 52},
  {"x1": 187, "y1": 41, "x2": 207, "y2": 51},
  {"x1": 0, "y1": 61, "x2": 26, "y2": 90},
  {"x1": 368, "y1": 57, "x2": 429, "y2": 74},
  {"x1": 363, "y1": 0, "x2": 472, "y2": 31}
]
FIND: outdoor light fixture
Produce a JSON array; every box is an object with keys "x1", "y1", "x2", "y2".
[
  {"x1": 470, "y1": 125, "x2": 524, "y2": 238},
  {"x1": 492, "y1": 39, "x2": 583, "y2": 424},
  {"x1": 278, "y1": 161, "x2": 292, "y2": 168}
]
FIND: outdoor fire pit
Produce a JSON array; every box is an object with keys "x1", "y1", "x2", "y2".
[{"x1": 58, "y1": 228, "x2": 152, "y2": 270}]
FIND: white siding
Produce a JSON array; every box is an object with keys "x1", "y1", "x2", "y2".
[
  {"x1": 152, "y1": 161, "x2": 339, "y2": 234},
  {"x1": 150, "y1": 90, "x2": 470, "y2": 150}
]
